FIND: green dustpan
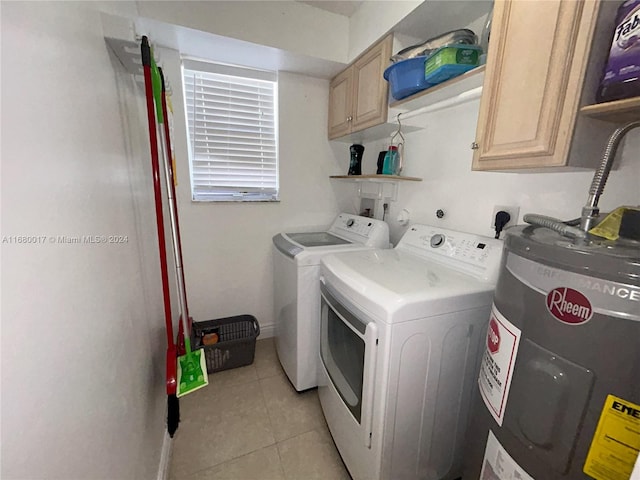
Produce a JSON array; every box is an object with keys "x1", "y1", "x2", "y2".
[{"x1": 150, "y1": 52, "x2": 209, "y2": 397}]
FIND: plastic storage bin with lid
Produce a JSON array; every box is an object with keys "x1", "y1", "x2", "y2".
[{"x1": 423, "y1": 44, "x2": 482, "y2": 84}]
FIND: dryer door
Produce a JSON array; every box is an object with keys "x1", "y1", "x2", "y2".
[{"x1": 320, "y1": 279, "x2": 378, "y2": 448}]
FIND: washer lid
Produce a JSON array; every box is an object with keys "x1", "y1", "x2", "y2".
[
  {"x1": 321, "y1": 248, "x2": 495, "y2": 324},
  {"x1": 286, "y1": 232, "x2": 351, "y2": 247},
  {"x1": 273, "y1": 232, "x2": 376, "y2": 266}
]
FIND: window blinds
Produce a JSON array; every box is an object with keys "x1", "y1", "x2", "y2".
[{"x1": 182, "y1": 61, "x2": 278, "y2": 201}]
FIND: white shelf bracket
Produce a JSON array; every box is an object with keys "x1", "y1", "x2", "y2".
[
  {"x1": 355, "y1": 180, "x2": 399, "y2": 220},
  {"x1": 330, "y1": 175, "x2": 420, "y2": 220}
]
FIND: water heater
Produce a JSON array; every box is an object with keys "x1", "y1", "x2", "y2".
[{"x1": 463, "y1": 224, "x2": 639, "y2": 479}]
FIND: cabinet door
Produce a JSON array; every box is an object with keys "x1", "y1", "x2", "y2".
[
  {"x1": 351, "y1": 34, "x2": 392, "y2": 132},
  {"x1": 328, "y1": 67, "x2": 354, "y2": 140},
  {"x1": 472, "y1": 0, "x2": 599, "y2": 170}
]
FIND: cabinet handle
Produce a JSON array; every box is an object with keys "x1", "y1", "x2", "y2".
[
  {"x1": 471, "y1": 142, "x2": 479, "y2": 150},
  {"x1": 347, "y1": 116, "x2": 353, "y2": 122}
]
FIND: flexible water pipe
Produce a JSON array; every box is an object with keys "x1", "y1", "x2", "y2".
[
  {"x1": 525, "y1": 120, "x2": 640, "y2": 238},
  {"x1": 580, "y1": 120, "x2": 640, "y2": 232},
  {"x1": 523, "y1": 214, "x2": 587, "y2": 239}
]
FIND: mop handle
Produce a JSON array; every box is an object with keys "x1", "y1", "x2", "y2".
[
  {"x1": 150, "y1": 55, "x2": 192, "y2": 354},
  {"x1": 159, "y1": 67, "x2": 190, "y2": 322}
]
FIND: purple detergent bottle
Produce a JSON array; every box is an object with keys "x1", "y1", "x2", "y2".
[{"x1": 597, "y1": 0, "x2": 640, "y2": 102}]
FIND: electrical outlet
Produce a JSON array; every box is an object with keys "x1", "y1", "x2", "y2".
[{"x1": 491, "y1": 205, "x2": 520, "y2": 229}]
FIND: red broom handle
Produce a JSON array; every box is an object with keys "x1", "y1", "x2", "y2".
[{"x1": 141, "y1": 38, "x2": 176, "y2": 395}]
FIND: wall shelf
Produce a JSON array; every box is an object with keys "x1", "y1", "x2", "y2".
[
  {"x1": 580, "y1": 96, "x2": 640, "y2": 123},
  {"x1": 329, "y1": 174, "x2": 422, "y2": 182},
  {"x1": 329, "y1": 122, "x2": 422, "y2": 144},
  {"x1": 389, "y1": 65, "x2": 485, "y2": 113},
  {"x1": 331, "y1": 66, "x2": 486, "y2": 143}
]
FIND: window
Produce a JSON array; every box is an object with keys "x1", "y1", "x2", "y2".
[{"x1": 182, "y1": 59, "x2": 278, "y2": 202}]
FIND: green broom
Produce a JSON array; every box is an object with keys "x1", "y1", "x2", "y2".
[{"x1": 150, "y1": 51, "x2": 208, "y2": 397}]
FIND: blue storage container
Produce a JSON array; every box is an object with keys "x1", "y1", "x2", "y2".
[{"x1": 383, "y1": 56, "x2": 433, "y2": 101}]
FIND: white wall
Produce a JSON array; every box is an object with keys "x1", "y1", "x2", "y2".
[
  {"x1": 160, "y1": 48, "x2": 353, "y2": 332},
  {"x1": 359, "y1": 98, "x2": 640, "y2": 244},
  {"x1": 1, "y1": 2, "x2": 170, "y2": 478},
  {"x1": 136, "y1": 0, "x2": 350, "y2": 64},
  {"x1": 348, "y1": 0, "x2": 422, "y2": 60}
]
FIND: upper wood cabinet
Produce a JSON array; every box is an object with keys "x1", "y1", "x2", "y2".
[
  {"x1": 328, "y1": 68, "x2": 354, "y2": 139},
  {"x1": 472, "y1": 0, "x2": 607, "y2": 171},
  {"x1": 328, "y1": 35, "x2": 392, "y2": 140}
]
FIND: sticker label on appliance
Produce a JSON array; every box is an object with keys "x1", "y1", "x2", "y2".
[
  {"x1": 480, "y1": 430, "x2": 534, "y2": 480},
  {"x1": 546, "y1": 287, "x2": 593, "y2": 325},
  {"x1": 478, "y1": 304, "x2": 521, "y2": 426},
  {"x1": 583, "y1": 395, "x2": 640, "y2": 480},
  {"x1": 506, "y1": 253, "x2": 640, "y2": 322}
]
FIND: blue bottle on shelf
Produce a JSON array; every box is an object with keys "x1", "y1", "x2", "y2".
[{"x1": 382, "y1": 146, "x2": 398, "y2": 175}]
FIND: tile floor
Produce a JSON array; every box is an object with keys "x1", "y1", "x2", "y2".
[{"x1": 169, "y1": 337, "x2": 351, "y2": 480}]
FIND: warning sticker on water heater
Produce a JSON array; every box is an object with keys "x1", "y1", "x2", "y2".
[
  {"x1": 480, "y1": 430, "x2": 534, "y2": 480},
  {"x1": 478, "y1": 304, "x2": 521, "y2": 426},
  {"x1": 583, "y1": 394, "x2": 640, "y2": 480}
]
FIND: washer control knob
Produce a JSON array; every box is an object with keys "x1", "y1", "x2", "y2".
[
  {"x1": 346, "y1": 219, "x2": 355, "y2": 227},
  {"x1": 430, "y1": 234, "x2": 445, "y2": 248}
]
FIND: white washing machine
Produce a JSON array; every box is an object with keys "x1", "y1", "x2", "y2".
[
  {"x1": 272, "y1": 213, "x2": 389, "y2": 392},
  {"x1": 318, "y1": 224, "x2": 503, "y2": 480}
]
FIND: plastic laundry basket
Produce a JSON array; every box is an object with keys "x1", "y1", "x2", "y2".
[{"x1": 191, "y1": 315, "x2": 260, "y2": 373}]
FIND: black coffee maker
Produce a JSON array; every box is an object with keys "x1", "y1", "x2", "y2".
[{"x1": 348, "y1": 144, "x2": 365, "y2": 175}]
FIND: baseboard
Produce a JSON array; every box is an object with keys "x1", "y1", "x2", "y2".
[
  {"x1": 258, "y1": 323, "x2": 275, "y2": 339},
  {"x1": 157, "y1": 429, "x2": 173, "y2": 480}
]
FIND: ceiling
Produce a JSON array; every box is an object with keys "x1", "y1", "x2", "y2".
[
  {"x1": 134, "y1": 16, "x2": 348, "y2": 80},
  {"x1": 297, "y1": 1, "x2": 364, "y2": 17}
]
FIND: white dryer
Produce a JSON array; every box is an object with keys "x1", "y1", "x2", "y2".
[
  {"x1": 318, "y1": 224, "x2": 503, "y2": 480},
  {"x1": 272, "y1": 213, "x2": 389, "y2": 392}
]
